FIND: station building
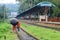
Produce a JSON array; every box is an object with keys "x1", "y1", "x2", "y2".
[{"x1": 17, "y1": 2, "x2": 60, "y2": 22}]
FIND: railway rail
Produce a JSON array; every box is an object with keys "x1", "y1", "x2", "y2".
[
  {"x1": 16, "y1": 28, "x2": 38, "y2": 40},
  {"x1": 20, "y1": 20, "x2": 60, "y2": 31}
]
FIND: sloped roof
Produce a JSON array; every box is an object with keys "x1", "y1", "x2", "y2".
[
  {"x1": 16, "y1": 1, "x2": 55, "y2": 17},
  {"x1": 16, "y1": 5, "x2": 39, "y2": 17}
]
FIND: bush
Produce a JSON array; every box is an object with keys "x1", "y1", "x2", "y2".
[{"x1": 52, "y1": 7, "x2": 60, "y2": 17}]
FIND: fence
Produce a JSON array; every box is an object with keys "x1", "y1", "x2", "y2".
[{"x1": 48, "y1": 17, "x2": 60, "y2": 22}]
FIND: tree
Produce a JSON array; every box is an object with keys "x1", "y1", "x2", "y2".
[
  {"x1": 18, "y1": 0, "x2": 60, "y2": 17},
  {"x1": 52, "y1": 7, "x2": 60, "y2": 17},
  {"x1": 0, "y1": 4, "x2": 7, "y2": 22}
]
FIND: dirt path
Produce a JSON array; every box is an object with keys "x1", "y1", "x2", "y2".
[{"x1": 16, "y1": 28, "x2": 38, "y2": 40}]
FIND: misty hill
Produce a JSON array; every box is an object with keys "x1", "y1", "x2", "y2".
[{"x1": 5, "y1": 3, "x2": 19, "y2": 12}]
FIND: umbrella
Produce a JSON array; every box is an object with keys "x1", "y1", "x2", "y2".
[{"x1": 37, "y1": 1, "x2": 55, "y2": 7}]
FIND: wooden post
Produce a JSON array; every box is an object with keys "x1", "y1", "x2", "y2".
[
  {"x1": 38, "y1": 11, "x2": 40, "y2": 22},
  {"x1": 44, "y1": 6, "x2": 48, "y2": 22},
  {"x1": 3, "y1": 4, "x2": 7, "y2": 22},
  {"x1": 29, "y1": 13, "x2": 31, "y2": 20}
]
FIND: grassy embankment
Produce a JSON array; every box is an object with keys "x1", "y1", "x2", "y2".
[
  {"x1": 0, "y1": 22, "x2": 18, "y2": 40},
  {"x1": 21, "y1": 22, "x2": 60, "y2": 40}
]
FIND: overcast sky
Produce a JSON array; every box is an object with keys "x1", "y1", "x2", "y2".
[{"x1": 0, "y1": 0, "x2": 19, "y2": 4}]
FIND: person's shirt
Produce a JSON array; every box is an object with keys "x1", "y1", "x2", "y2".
[{"x1": 17, "y1": 20, "x2": 20, "y2": 27}]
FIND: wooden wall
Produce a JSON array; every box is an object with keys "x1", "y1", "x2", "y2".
[{"x1": 48, "y1": 17, "x2": 60, "y2": 22}]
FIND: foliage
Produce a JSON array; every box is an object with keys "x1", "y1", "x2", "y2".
[
  {"x1": 21, "y1": 22, "x2": 60, "y2": 40},
  {"x1": 0, "y1": 22, "x2": 18, "y2": 40},
  {"x1": 0, "y1": 4, "x2": 8, "y2": 22},
  {"x1": 52, "y1": 7, "x2": 60, "y2": 17}
]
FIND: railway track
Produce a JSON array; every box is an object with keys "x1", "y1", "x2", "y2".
[
  {"x1": 27, "y1": 23, "x2": 60, "y2": 31},
  {"x1": 20, "y1": 20, "x2": 60, "y2": 31},
  {"x1": 16, "y1": 28, "x2": 38, "y2": 40}
]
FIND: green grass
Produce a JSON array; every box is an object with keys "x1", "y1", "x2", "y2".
[
  {"x1": 21, "y1": 22, "x2": 60, "y2": 40},
  {"x1": 0, "y1": 22, "x2": 18, "y2": 40}
]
